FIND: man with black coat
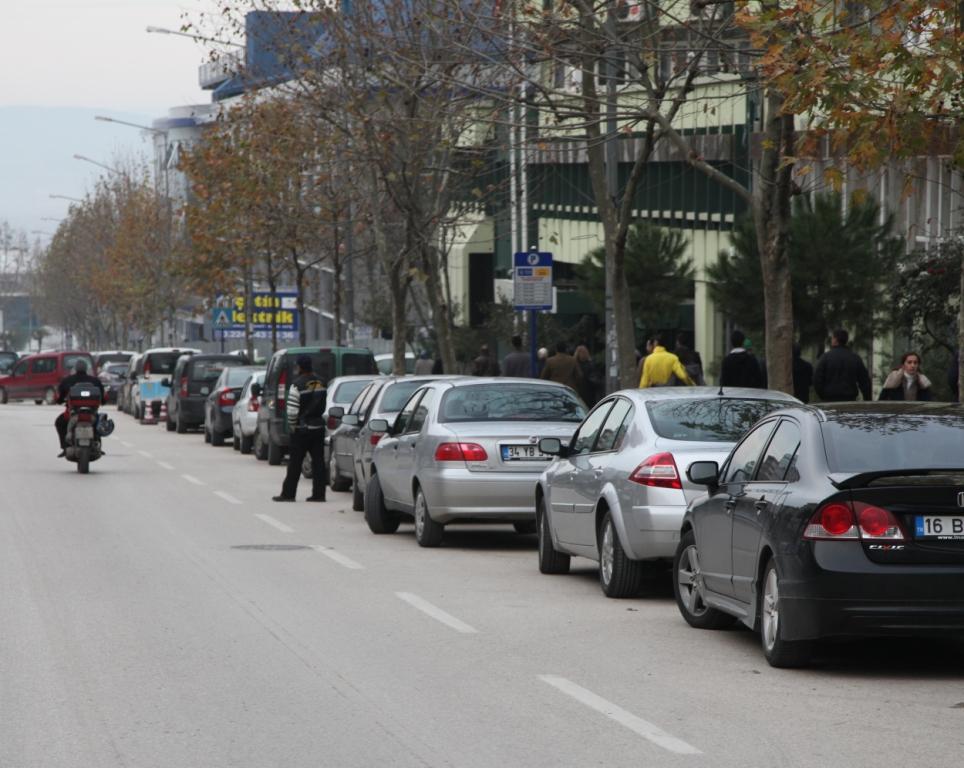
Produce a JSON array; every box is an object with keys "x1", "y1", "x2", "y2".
[
  {"x1": 55, "y1": 359, "x2": 105, "y2": 456},
  {"x1": 792, "y1": 344, "x2": 814, "y2": 403},
  {"x1": 813, "y1": 329, "x2": 872, "y2": 401},
  {"x1": 274, "y1": 355, "x2": 328, "y2": 502},
  {"x1": 719, "y1": 330, "x2": 765, "y2": 388}
]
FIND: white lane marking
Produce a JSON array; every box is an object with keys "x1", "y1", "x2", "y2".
[
  {"x1": 255, "y1": 514, "x2": 294, "y2": 533},
  {"x1": 395, "y1": 592, "x2": 477, "y2": 634},
  {"x1": 311, "y1": 545, "x2": 364, "y2": 570},
  {"x1": 120, "y1": 441, "x2": 133, "y2": 448},
  {"x1": 137, "y1": 450, "x2": 153, "y2": 459},
  {"x1": 214, "y1": 491, "x2": 242, "y2": 505},
  {"x1": 181, "y1": 474, "x2": 205, "y2": 486},
  {"x1": 156, "y1": 461, "x2": 174, "y2": 470},
  {"x1": 539, "y1": 675, "x2": 701, "y2": 755}
]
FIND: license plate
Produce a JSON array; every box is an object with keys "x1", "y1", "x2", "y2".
[
  {"x1": 915, "y1": 516, "x2": 964, "y2": 539},
  {"x1": 75, "y1": 425, "x2": 94, "y2": 439},
  {"x1": 501, "y1": 444, "x2": 550, "y2": 462}
]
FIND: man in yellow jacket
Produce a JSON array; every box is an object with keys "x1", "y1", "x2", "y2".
[{"x1": 640, "y1": 334, "x2": 696, "y2": 388}]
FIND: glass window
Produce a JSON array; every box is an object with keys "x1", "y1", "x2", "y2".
[
  {"x1": 439, "y1": 383, "x2": 586, "y2": 423},
  {"x1": 407, "y1": 389, "x2": 435, "y2": 433},
  {"x1": 571, "y1": 401, "x2": 615, "y2": 456},
  {"x1": 393, "y1": 390, "x2": 425, "y2": 434},
  {"x1": 31, "y1": 358, "x2": 56, "y2": 374},
  {"x1": 144, "y1": 353, "x2": 180, "y2": 375},
  {"x1": 349, "y1": 382, "x2": 377, "y2": 415},
  {"x1": 63, "y1": 354, "x2": 93, "y2": 373},
  {"x1": 380, "y1": 380, "x2": 426, "y2": 413},
  {"x1": 12, "y1": 359, "x2": 28, "y2": 376},
  {"x1": 595, "y1": 399, "x2": 634, "y2": 453},
  {"x1": 190, "y1": 359, "x2": 240, "y2": 382},
  {"x1": 342, "y1": 353, "x2": 376, "y2": 375},
  {"x1": 226, "y1": 367, "x2": 258, "y2": 386},
  {"x1": 755, "y1": 421, "x2": 802, "y2": 482},
  {"x1": 0, "y1": 352, "x2": 18, "y2": 374},
  {"x1": 724, "y1": 421, "x2": 777, "y2": 484},
  {"x1": 645, "y1": 397, "x2": 791, "y2": 442},
  {"x1": 332, "y1": 379, "x2": 370, "y2": 404}
]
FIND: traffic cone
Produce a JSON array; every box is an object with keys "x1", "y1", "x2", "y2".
[{"x1": 158, "y1": 401, "x2": 168, "y2": 424}]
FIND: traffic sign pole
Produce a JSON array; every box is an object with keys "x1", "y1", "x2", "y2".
[{"x1": 513, "y1": 248, "x2": 553, "y2": 377}]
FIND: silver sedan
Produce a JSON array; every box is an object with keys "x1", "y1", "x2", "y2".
[
  {"x1": 535, "y1": 387, "x2": 799, "y2": 598},
  {"x1": 364, "y1": 378, "x2": 587, "y2": 547}
]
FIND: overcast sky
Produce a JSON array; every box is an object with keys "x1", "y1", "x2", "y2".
[{"x1": 0, "y1": 0, "x2": 219, "y2": 239}]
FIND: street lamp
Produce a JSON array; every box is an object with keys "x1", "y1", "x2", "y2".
[
  {"x1": 49, "y1": 194, "x2": 84, "y2": 203},
  {"x1": 73, "y1": 154, "x2": 122, "y2": 175},
  {"x1": 146, "y1": 25, "x2": 243, "y2": 47},
  {"x1": 94, "y1": 115, "x2": 169, "y2": 199}
]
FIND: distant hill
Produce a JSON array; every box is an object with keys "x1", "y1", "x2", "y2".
[{"x1": 0, "y1": 105, "x2": 158, "y2": 239}]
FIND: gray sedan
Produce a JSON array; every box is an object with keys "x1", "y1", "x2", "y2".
[
  {"x1": 364, "y1": 378, "x2": 587, "y2": 547},
  {"x1": 535, "y1": 387, "x2": 799, "y2": 598}
]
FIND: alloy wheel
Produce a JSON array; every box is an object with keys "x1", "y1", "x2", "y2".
[
  {"x1": 762, "y1": 567, "x2": 780, "y2": 652},
  {"x1": 600, "y1": 521, "x2": 615, "y2": 586},
  {"x1": 677, "y1": 544, "x2": 709, "y2": 618}
]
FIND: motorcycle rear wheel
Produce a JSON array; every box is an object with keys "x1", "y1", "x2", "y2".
[{"x1": 77, "y1": 446, "x2": 90, "y2": 474}]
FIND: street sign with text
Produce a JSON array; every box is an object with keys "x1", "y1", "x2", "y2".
[
  {"x1": 513, "y1": 251, "x2": 553, "y2": 311},
  {"x1": 212, "y1": 292, "x2": 299, "y2": 338}
]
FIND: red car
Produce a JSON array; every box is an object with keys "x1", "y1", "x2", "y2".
[{"x1": 0, "y1": 350, "x2": 95, "y2": 405}]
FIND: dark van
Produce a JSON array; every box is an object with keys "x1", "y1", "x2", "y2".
[
  {"x1": 164, "y1": 353, "x2": 249, "y2": 433},
  {"x1": 254, "y1": 346, "x2": 376, "y2": 464}
]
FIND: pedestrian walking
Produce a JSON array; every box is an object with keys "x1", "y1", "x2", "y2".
[
  {"x1": 639, "y1": 333, "x2": 695, "y2": 387},
  {"x1": 674, "y1": 332, "x2": 705, "y2": 386},
  {"x1": 502, "y1": 335, "x2": 530, "y2": 377},
  {"x1": 879, "y1": 352, "x2": 933, "y2": 401},
  {"x1": 719, "y1": 330, "x2": 765, "y2": 388},
  {"x1": 792, "y1": 344, "x2": 813, "y2": 403},
  {"x1": 273, "y1": 355, "x2": 328, "y2": 502},
  {"x1": 414, "y1": 349, "x2": 435, "y2": 375},
  {"x1": 813, "y1": 329, "x2": 872, "y2": 401},
  {"x1": 540, "y1": 341, "x2": 582, "y2": 391},
  {"x1": 574, "y1": 345, "x2": 599, "y2": 405},
  {"x1": 471, "y1": 344, "x2": 501, "y2": 376}
]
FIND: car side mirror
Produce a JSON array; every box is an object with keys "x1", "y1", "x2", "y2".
[
  {"x1": 538, "y1": 437, "x2": 568, "y2": 457},
  {"x1": 250, "y1": 382, "x2": 262, "y2": 398},
  {"x1": 687, "y1": 461, "x2": 720, "y2": 488},
  {"x1": 329, "y1": 406, "x2": 345, "y2": 419},
  {"x1": 161, "y1": 377, "x2": 171, "y2": 388},
  {"x1": 369, "y1": 418, "x2": 389, "y2": 434},
  {"x1": 341, "y1": 414, "x2": 359, "y2": 426}
]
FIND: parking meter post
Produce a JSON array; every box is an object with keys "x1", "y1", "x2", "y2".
[{"x1": 529, "y1": 309, "x2": 538, "y2": 377}]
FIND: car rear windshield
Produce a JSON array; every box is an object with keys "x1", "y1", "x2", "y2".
[
  {"x1": 192, "y1": 359, "x2": 242, "y2": 382},
  {"x1": 823, "y1": 415, "x2": 964, "y2": 473},
  {"x1": 439, "y1": 384, "x2": 586, "y2": 423},
  {"x1": 144, "y1": 353, "x2": 179, "y2": 375},
  {"x1": 645, "y1": 397, "x2": 791, "y2": 442},
  {"x1": 342, "y1": 353, "x2": 376, "y2": 375},
  {"x1": 380, "y1": 380, "x2": 425, "y2": 412},
  {"x1": 96, "y1": 353, "x2": 131, "y2": 367},
  {"x1": 225, "y1": 367, "x2": 258, "y2": 386},
  {"x1": 332, "y1": 379, "x2": 370, "y2": 403}
]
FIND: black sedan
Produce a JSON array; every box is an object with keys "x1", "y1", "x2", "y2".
[{"x1": 674, "y1": 402, "x2": 964, "y2": 668}]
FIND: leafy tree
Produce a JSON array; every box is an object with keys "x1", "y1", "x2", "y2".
[
  {"x1": 892, "y1": 237, "x2": 963, "y2": 355},
  {"x1": 578, "y1": 222, "x2": 693, "y2": 342},
  {"x1": 708, "y1": 192, "x2": 902, "y2": 350}
]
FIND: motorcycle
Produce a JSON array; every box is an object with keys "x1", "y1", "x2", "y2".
[{"x1": 64, "y1": 383, "x2": 113, "y2": 473}]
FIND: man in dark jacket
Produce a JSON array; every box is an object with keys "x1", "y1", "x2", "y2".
[
  {"x1": 274, "y1": 355, "x2": 327, "y2": 502},
  {"x1": 540, "y1": 341, "x2": 582, "y2": 391},
  {"x1": 55, "y1": 359, "x2": 104, "y2": 456},
  {"x1": 792, "y1": 344, "x2": 813, "y2": 403},
  {"x1": 813, "y1": 329, "x2": 872, "y2": 401},
  {"x1": 502, "y1": 335, "x2": 530, "y2": 377},
  {"x1": 471, "y1": 344, "x2": 501, "y2": 376},
  {"x1": 719, "y1": 330, "x2": 765, "y2": 388}
]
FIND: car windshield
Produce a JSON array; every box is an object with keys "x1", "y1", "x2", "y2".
[
  {"x1": 646, "y1": 397, "x2": 791, "y2": 442},
  {"x1": 145, "y1": 353, "x2": 179, "y2": 375},
  {"x1": 439, "y1": 384, "x2": 586, "y2": 423},
  {"x1": 225, "y1": 367, "x2": 259, "y2": 386},
  {"x1": 0, "y1": 352, "x2": 17, "y2": 373},
  {"x1": 332, "y1": 379, "x2": 370, "y2": 403},
  {"x1": 380, "y1": 380, "x2": 425, "y2": 412},
  {"x1": 192, "y1": 359, "x2": 241, "y2": 382},
  {"x1": 101, "y1": 363, "x2": 127, "y2": 378},
  {"x1": 822, "y1": 413, "x2": 964, "y2": 473}
]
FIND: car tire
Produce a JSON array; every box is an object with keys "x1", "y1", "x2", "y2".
[
  {"x1": 414, "y1": 487, "x2": 444, "y2": 547},
  {"x1": 166, "y1": 414, "x2": 175, "y2": 431},
  {"x1": 44, "y1": 387, "x2": 56, "y2": 406},
  {"x1": 176, "y1": 414, "x2": 187, "y2": 434},
  {"x1": 267, "y1": 438, "x2": 283, "y2": 466},
  {"x1": 139, "y1": 405, "x2": 148, "y2": 425},
  {"x1": 211, "y1": 428, "x2": 225, "y2": 447},
  {"x1": 329, "y1": 454, "x2": 351, "y2": 492},
  {"x1": 760, "y1": 558, "x2": 813, "y2": 668},
  {"x1": 537, "y1": 496, "x2": 570, "y2": 574},
  {"x1": 254, "y1": 431, "x2": 267, "y2": 460},
  {"x1": 240, "y1": 433, "x2": 253, "y2": 455},
  {"x1": 232, "y1": 432, "x2": 240, "y2": 451},
  {"x1": 513, "y1": 521, "x2": 537, "y2": 535},
  {"x1": 0, "y1": 387, "x2": 7, "y2": 404},
  {"x1": 204, "y1": 425, "x2": 212, "y2": 443},
  {"x1": 599, "y1": 511, "x2": 644, "y2": 598},
  {"x1": 673, "y1": 529, "x2": 736, "y2": 630},
  {"x1": 352, "y1": 469, "x2": 365, "y2": 511},
  {"x1": 364, "y1": 474, "x2": 400, "y2": 534}
]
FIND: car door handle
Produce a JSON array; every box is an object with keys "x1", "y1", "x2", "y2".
[{"x1": 754, "y1": 499, "x2": 768, "y2": 513}]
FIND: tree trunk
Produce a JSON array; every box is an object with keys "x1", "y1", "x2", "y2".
[
  {"x1": 755, "y1": 92, "x2": 795, "y2": 395},
  {"x1": 422, "y1": 245, "x2": 456, "y2": 374},
  {"x1": 388, "y1": 260, "x2": 409, "y2": 374},
  {"x1": 958, "y1": 248, "x2": 964, "y2": 401}
]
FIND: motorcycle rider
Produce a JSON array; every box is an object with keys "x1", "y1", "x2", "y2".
[{"x1": 55, "y1": 359, "x2": 105, "y2": 457}]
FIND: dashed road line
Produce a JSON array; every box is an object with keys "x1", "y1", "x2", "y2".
[
  {"x1": 311, "y1": 545, "x2": 364, "y2": 570},
  {"x1": 214, "y1": 490, "x2": 242, "y2": 505},
  {"x1": 181, "y1": 474, "x2": 205, "y2": 486},
  {"x1": 538, "y1": 675, "x2": 701, "y2": 755},
  {"x1": 120, "y1": 441, "x2": 133, "y2": 448},
  {"x1": 137, "y1": 450, "x2": 153, "y2": 459},
  {"x1": 395, "y1": 592, "x2": 477, "y2": 634},
  {"x1": 156, "y1": 461, "x2": 174, "y2": 470},
  {"x1": 255, "y1": 514, "x2": 294, "y2": 533}
]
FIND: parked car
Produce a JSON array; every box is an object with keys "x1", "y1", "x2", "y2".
[
  {"x1": 674, "y1": 401, "x2": 964, "y2": 668},
  {"x1": 375, "y1": 352, "x2": 416, "y2": 375},
  {"x1": 97, "y1": 362, "x2": 129, "y2": 404},
  {"x1": 0, "y1": 351, "x2": 18, "y2": 375},
  {"x1": 116, "y1": 354, "x2": 140, "y2": 414},
  {"x1": 203, "y1": 365, "x2": 263, "y2": 446},
  {"x1": 364, "y1": 378, "x2": 587, "y2": 547},
  {"x1": 535, "y1": 387, "x2": 799, "y2": 598},
  {"x1": 164, "y1": 353, "x2": 247, "y2": 434},
  {"x1": 0, "y1": 350, "x2": 94, "y2": 405},
  {"x1": 232, "y1": 371, "x2": 266, "y2": 454},
  {"x1": 130, "y1": 347, "x2": 200, "y2": 423},
  {"x1": 92, "y1": 350, "x2": 135, "y2": 373},
  {"x1": 300, "y1": 374, "x2": 379, "y2": 482},
  {"x1": 255, "y1": 346, "x2": 377, "y2": 465},
  {"x1": 330, "y1": 375, "x2": 459, "y2": 508}
]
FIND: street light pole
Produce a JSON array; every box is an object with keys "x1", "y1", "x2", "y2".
[{"x1": 73, "y1": 154, "x2": 122, "y2": 176}]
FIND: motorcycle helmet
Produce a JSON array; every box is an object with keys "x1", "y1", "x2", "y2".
[{"x1": 97, "y1": 416, "x2": 115, "y2": 437}]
